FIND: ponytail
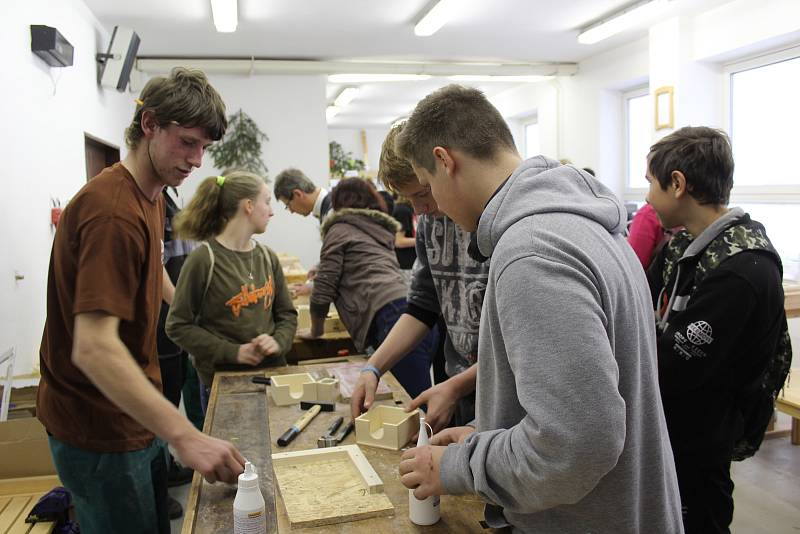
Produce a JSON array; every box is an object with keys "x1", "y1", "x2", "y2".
[{"x1": 174, "y1": 170, "x2": 266, "y2": 241}]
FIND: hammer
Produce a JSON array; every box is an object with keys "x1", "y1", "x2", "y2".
[{"x1": 317, "y1": 417, "x2": 355, "y2": 448}]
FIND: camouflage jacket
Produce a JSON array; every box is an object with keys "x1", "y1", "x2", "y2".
[{"x1": 647, "y1": 208, "x2": 791, "y2": 459}]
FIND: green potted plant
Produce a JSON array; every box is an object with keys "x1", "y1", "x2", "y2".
[
  {"x1": 329, "y1": 141, "x2": 365, "y2": 178},
  {"x1": 208, "y1": 109, "x2": 269, "y2": 176}
]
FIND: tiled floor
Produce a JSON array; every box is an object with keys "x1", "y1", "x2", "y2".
[
  {"x1": 167, "y1": 425, "x2": 800, "y2": 533},
  {"x1": 730, "y1": 429, "x2": 800, "y2": 533}
]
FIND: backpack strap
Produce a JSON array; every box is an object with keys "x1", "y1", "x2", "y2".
[
  {"x1": 255, "y1": 241, "x2": 275, "y2": 307},
  {"x1": 256, "y1": 241, "x2": 273, "y2": 277},
  {"x1": 195, "y1": 242, "x2": 215, "y2": 325}
]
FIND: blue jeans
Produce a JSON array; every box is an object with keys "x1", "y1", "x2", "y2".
[
  {"x1": 368, "y1": 298, "x2": 436, "y2": 399},
  {"x1": 48, "y1": 436, "x2": 170, "y2": 534}
]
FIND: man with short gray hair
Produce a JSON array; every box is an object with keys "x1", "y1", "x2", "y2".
[
  {"x1": 274, "y1": 168, "x2": 332, "y2": 295},
  {"x1": 274, "y1": 167, "x2": 331, "y2": 221}
]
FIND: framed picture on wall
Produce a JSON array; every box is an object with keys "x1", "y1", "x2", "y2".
[{"x1": 654, "y1": 86, "x2": 674, "y2": 130}]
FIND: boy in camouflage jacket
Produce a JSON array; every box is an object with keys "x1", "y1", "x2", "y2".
[{"x1": 645, "y1": 126, "x2": 791, "y2": 534}]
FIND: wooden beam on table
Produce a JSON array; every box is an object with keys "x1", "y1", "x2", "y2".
[{"x1": 181, "y1": 373, "x2": 278, "y2": 534}]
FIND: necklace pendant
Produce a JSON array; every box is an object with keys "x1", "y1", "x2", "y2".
[{"x1": 248, "y1": 272, "x2": 254, "y2": 280}]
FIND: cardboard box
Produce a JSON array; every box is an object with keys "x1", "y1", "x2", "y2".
[{"x1": 0, "y1": 417, "x2": 56, "y2": 479}]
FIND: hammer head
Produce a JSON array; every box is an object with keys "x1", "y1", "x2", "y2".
[
  {"x1": 317, "y1": 435, "x2": 337, "y2": 448},
  {"x1": 300, "y1": 401, "x2": 336, "y2": 412}
]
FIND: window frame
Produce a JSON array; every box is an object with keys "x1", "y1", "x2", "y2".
[
  {"x1": 521, "y1": 113, "x2": 540, "y2": 159},
  {"x1": 623, "y1": 85, "x2": 650, "y2": 201},
  {"x1": 723, "y1": 45, "x2": 800, "y2": 204}
]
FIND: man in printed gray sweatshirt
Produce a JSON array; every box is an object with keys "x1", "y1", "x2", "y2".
[{"x1": 396, "y1": 84, "x2": 683, "y2": 533}]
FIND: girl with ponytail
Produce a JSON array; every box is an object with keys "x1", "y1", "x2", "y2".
[{"x1": 166, "y1": 171, "x2": 298, "y2": 411}]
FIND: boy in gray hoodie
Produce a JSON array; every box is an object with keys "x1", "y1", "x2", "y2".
[{"x1": 396, "y1": 85, "x2": 683, "y2": 533}]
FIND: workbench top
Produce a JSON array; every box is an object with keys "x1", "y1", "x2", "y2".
[{"x1": 182, "y1": 364, "x2": 490, "y2": 533}]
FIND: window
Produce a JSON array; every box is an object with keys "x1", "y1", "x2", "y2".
[
  {"x1": 735, "y1": 203, "x2": 799, "y2": 268},
  {"x1": 729, "y1": 53, "x2": 800, "y2": 188},
  {"x1": 524, "y1": 119, "x2": 540, "y2": 159},
  {"x1": 624, "y1": 87, "x2": 651, "y2": 190},
  {"x1": 724, "y1": 47, "x2": 800, "y2": 263}
]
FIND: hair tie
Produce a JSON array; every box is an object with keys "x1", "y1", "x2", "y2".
[
  {"x1": 134, "y1": 98, "x2": 144, "y2": 106},
  {"x1": 216, "y1": 175, "x2": 226, "y2": 187}
]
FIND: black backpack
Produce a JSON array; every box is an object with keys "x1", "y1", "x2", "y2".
[
  {"x1": 730, "y1": 327, "x2": 792, "y2": 461},
  {"x1": 661, "y1": 220, "x2": 793, "y2": 461}
]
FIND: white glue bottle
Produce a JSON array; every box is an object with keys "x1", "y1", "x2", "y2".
[
  {"x1": 233, "y1": 461, "x2": 267, "y2": 534},
  {"x1": 409, "y1": 414, "x2": 441, "y2": 525}
]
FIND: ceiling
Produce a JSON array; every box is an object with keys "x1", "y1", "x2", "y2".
[{"x1": 83, "y1": 0, "x2": 732, "y2": 127}]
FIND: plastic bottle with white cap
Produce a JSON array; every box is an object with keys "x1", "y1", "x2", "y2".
[
  {"x1": 409, "y1": 413, "x2": 441, "y2": 525},
  {"x1": 233, "y1": 461, "x2": 267, "y2": 534}
]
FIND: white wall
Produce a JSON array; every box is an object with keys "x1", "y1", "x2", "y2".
[
  {"x1": 0, "y1": 3, "x2": 332, "y2": 375},
  {"x1": 0, "y1": 0, "x2": 134, "y2": 374},
  {"x1": 492, "y1": 82, "x2": 558, "y2": 161}
]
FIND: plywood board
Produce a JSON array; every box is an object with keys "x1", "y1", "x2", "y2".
[
  {"x1": 272, "y1": 445, "x2": 393, "y2": 529},
  {"x1": 326, "y1": 362, "x2": 393, "y2": 401}
]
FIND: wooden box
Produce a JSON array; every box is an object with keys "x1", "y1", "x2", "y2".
[
  {"x1": 271, "y1": 374, "x2": 341, "y2": 405},
  {"x1": 270, "y1": 373, "x2": 316, "y2": 406},
  {"x1": 355, "y1": 405, "x2": 419, "y2": 450},
  {"x1": 303, "y1": 377, "x2": 340, "y2": 403}
]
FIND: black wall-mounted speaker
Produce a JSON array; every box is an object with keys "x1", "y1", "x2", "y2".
[{"x1": 31, "y1": 25, "x2": 74, "y2": 67}]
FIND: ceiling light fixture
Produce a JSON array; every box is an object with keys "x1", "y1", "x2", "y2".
[
  {"x1": 211, "y1": 0, "x2": 238, "y2": 33},
  {"x1": 578, "y1": 0, "x2": 668, "y2": 45},
  {"x1": 449, "y1": 75, "x2": 554, "y2": 83},
  {"x1": 325, "y1": 106, "x2": 341, "y2": 122},
  {"x1": 414, "y1": 0, "x2": 459, "y2": 37},
  {"x1": 328, "y1": 74, "x2": 432, "y2": 83},
  {"x1": 333, "y1": 87, "x2": 361, "y2": 107}
]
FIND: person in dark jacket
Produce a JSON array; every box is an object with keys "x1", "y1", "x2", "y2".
[
  {"x1": 299, "y1": 178, "x2": 436, "y2": 399},
  {"x1": 645, "y1": 126, "x2": 791, "y2": 534}
]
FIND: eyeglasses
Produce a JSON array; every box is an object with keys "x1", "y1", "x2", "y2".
[{"x1": 279, "y1": 197, "x2": 293, "y2": 212}]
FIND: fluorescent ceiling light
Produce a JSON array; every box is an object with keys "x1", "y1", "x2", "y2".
[
  {"x1": 326, "y1": 106, "x2": 341, "y2": 122},
  {"x1": 578, "y1": 0, "x2": 667, "y2": 45},
  {"x1": 328, "y1": 74, "x2": 432, "y2": 83},
  {"x1": 414, "y1": 0, "x2": 459, "y2": 37},
  {"x1": 333, "y1": 87, "x2": 360, "y2": 107},
  {"x1": 211, "y1": 0, "x2": 238, "y2": 33},
  {"x1": 449, "y1": 75, "x2": 554, "y2": 83}
]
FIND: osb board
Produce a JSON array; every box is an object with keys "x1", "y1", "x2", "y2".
[
  {"x1": 182, "y1": 374, "x2": 278, "y2": 534},
  {"x1": 272, "y1": 446, "x2": 393, "y2": 528},
  {"x1": 263, "y1": 364, "x2": 489, "y2": 533}
]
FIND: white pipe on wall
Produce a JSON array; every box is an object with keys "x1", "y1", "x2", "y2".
[{"x1": 136, "y1": 57, "x2": 579, "y2": 77}]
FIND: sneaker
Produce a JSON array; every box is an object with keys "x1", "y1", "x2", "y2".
[
  {"x1": 168, "y1": 457, "x2": 194, "y2": 488},
  {"x1": 168, "y1": 495, "x2": 183, "y2": 520}
]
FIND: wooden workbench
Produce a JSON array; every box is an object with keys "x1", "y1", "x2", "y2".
[
  {"x1": 784, "y1": 282, "x2": 800, "y2": 319},
  {"x1": 776, "y1": 368, "x2": 800, "y2": 445},
  {"x1": 181, "y1": 365, "x2": 490, "y2": 533}
]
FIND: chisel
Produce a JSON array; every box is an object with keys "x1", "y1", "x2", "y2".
[{"x1": 277, "y1": 404, "x2": 321, "y2": 447}]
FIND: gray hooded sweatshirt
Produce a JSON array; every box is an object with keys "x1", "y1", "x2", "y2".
[{"x1": 440, "y1": 157, "x2": 683, "y2": 533}]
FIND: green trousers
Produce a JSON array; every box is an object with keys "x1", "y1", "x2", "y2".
[{"x1": 48, "y1": 436, "x2": 170, "y2": 534}]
